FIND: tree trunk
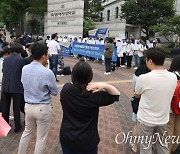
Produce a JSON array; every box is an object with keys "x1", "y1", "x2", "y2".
[
  {"x1": 16, "y1": 7, "x2": 24, "y2": 35},
  {"x1": 141, "y1": 28, "x2": 149, "y2": 40}
]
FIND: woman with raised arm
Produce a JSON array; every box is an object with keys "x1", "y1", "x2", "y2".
[{"x1": 59, "y1": 59, "x2": 120, "y2": 154}]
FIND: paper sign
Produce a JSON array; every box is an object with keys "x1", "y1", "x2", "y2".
[{"x1": 0, "y1": 116, "x2": 11, "y2": 138}]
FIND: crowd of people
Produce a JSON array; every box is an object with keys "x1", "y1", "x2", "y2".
[{"x1": 0, "y1": 30, "x2": 179, "y2": 154}]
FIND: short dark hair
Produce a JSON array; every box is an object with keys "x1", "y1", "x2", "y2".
[
  {"x1": 10, "y1": 43, "x2": 23, "y2": 53},
  {"x1": 169, "y1": 55, "x2": 180, "y2": 72},
  {"x1": 107, "y1": 37, "x2": 114, "y2": 43},
  {"x1": 31, "y1": 43, "x2": 48, "y2": 60},
  {"x1": 51, "y1": 33, "x2": 57, "y2": 40},
  {"x1": 146, "y1": 47, "x2": 165, "y2": 65},
  {"x1": 2, "y1": 41, "x2": 9, "y2": 48},
  {"x1": 71, "y1": 59, "x2": 93, "y2": 86},
  {"x1": 0, "y1": 47, "x2": 10, "y2": 58},
  {"x1": 10, "y1": 35, "x2": 16, "y2": 39}
]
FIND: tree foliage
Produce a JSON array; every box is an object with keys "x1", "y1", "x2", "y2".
[
  {"x1": 0, "y1": 0, "x2": 102, "y2": 36},
  {"x1": 151, "y1": 16, "x2": 180, "y2": 47},
  {"x1": 84, "y1": 0, "x2": 103, "y2": 22},
  {"x1": 0, "y1": 0, "x2": 47, "y2": 34},
  {"x1": 27, "y1": 0, "x2": 47, "y2": 17},
  {"x1": 121, "y1": 0, "x2": 175, "y2": 39},
  {"x1": 83, "y1": 18, "x2": 96, "y2": 38},
  {"x1": 83, "y1": 0, "x2": 104, "y2": 37}
]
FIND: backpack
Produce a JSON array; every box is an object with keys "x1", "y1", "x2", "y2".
[
  {"x1": 63, "y1": 66, "x2": 71, "y2": 75},
  {"x1": 111, "y1": 63, "x2": 116, "y2": 71},
  {"x1": 171, "y1": 79, "x2": 180, "y2": 115}
]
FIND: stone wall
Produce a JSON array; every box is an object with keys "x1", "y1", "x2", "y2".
[{"x1": 45, "y1": 0, "x2": 84, "y2": 37}]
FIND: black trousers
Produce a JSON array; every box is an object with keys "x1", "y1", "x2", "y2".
[
  {"x1": 1, "y1": 92, "x2": 23, "y2": 129},
  {"x1": 0, "y1": 91, "x2": 2, "y2": 112},
  {"x1": 116, "y1": 56, "x2": 120, "y2": 67},
  {"x1": 126, "y1": 56, "x2": 133, "y2": 68},
  {"x1": 105, "y1": 57, "x2": 112, "y2": 73}
]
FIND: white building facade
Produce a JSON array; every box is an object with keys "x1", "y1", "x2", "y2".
[
  {"x1": 96, "y1": 0, "x2": 140, "y2": 39},
  {"x1": 175, "y1": 0, "x2": 180, "y2": 15},
  {"x1": 44, "y1": 0, "x2": 180, "y2": 38},
  {"x1": 45, "y1": 0, "x2": 84, "y2": 37},
  {"x1": 96, "y1": 0, "x2": 180, "y2": 39}
]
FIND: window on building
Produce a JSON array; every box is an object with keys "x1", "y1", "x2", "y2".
[
  {"x1": 115, "y1": 7, "x2": 119, "y2": 19},
  {"x1": 107, "y1": 10, "x2": 110, "y2": 21}
]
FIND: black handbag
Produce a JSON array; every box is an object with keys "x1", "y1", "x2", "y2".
[{"x1": 131, "y1": 96, "x2": 140, "y2": 114}]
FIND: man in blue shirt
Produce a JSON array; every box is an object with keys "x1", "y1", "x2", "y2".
[{"x1": 18, "y1": 42, "x2": 58, "y2": 154}]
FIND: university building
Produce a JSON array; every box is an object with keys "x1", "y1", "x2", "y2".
[
  {"x1": 96, "y1": 0, "x2": 180, "y2": 39},
  {"x1": 45, "y1": 0, "x2": 180, "y2": 39},
  {"x1": 96, "y1": 0, "x2": 140, "y2": 39}
]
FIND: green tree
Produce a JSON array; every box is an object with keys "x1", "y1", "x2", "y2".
[
  {"x1": 26, "y1": 0, "x2": 47, "y2": 35},
  {"x1": 83, "y1": 0, "x2": 104, "y2": 37},
  {"x1": 121, "y1": 0, "x2": 175, "y2": 39},
  {"x1": 0, "y1": 0, "x2": 47, "y2": 34},
  {"x1": 0, "y1": 0, "x2": 30, "y2": 34},
  {"x1": 151, "y1": 16, "x2": 180, "y2": 47},
  {"x1": 27, "y1": 0, "x2": 47, "y2": 17},
  {"x1": 83, "y1": 18, "x2": 96, "y2": 38}
]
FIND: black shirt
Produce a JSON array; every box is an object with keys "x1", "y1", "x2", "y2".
[
  {"x1": 24, "y1": 55, "x2": 33, "y2": 65},
  {"x1": 60, "y1": 83, "x2": 119, "y2": 152}
]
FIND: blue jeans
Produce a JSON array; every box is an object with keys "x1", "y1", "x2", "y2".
[
  {"x1": 61, "y1": 144, "x2": 98, "y2": 154},
  {"x1": 134, "y1": 55, "x2": 139, "y2": 67},
  {"x1": 138, "y1": 56, "x2": 142, "y2": 65},
  {"x1": 49, "y1": 54, "x2": 58, "y2": 78},
  {"x1": 105, "y1": 57, "x2": 111, "y2": 73}
]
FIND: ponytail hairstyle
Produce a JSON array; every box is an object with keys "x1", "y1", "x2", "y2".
[{"x1": 71, "y1": 58, "x2": 93, "y2": 96}]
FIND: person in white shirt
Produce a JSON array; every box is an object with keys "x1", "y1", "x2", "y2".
[
  {"x1": 126, "y1": 40, "x2": 134, "y2": 69},
  {"x1": 120, "y1": 41, "x2": 127, "y2": 67},
  {"x1": 47, "y1": 33, "x2": 60, "y2": 81},
  {"x1": 138, "y1": 41, "x2": 146, "y2": 63},
  {"x1": 45, "y1": 36, "x2": 50, "y2": 45},
  {"x1": 135, "y1": 48, "x2": 177, "y2": 154},
  {"x1": 116, "y1": 40, "x2": 123, "y2": 68},
  {"x1": 133, "y1": 40, "x2": 141, "y2": 69}
]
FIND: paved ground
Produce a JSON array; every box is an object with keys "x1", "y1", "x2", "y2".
[{"x1": 0, "y1": 57, "x2": 171, "y2": 154}]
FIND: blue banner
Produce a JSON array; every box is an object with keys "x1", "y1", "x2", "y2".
[
  {"x1": 60, "y1": 45, "x2": 70, "y2": 57},
  {"x1": 96, "y1": 28, "x2": 108, "y2": 35},
  {"x1": 71, "y1": 42, "x2": 117, "y2": 62},
  {"x1": 95, "y1": 28, "x2": 108, "y2": 39}
]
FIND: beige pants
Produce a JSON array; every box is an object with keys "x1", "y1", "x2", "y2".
[
  {"x1": 18, "y1": 103, "x2": 52, "y2": 154},
  {"x1": 138, "y1": 122, "x2": 169, "y2": 154},
  {"x1": 167, "y1": 113, "x2": 180, "y2": 153}
]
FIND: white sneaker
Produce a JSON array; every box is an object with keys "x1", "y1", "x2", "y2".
[
  {"x1": 120, "y1": 65, "x2": 125, "y2": 68},
  {"x1": 104, "y1": 72, "x2": 108, "y2": 75},
  {"x1": 134, "y1": 67, "x2": 138, "y2": 70},
  {"x1": 9, "y1": 116, "x2": 14, "y2": 120},
  {"x1": 108, "y1": 72, "x2": 111, "y2": 75}
]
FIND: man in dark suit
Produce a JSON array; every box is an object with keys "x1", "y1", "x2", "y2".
[{"x1": 1, "y1": 43, "x2": 24, "y2": 132}]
